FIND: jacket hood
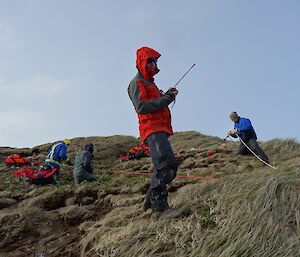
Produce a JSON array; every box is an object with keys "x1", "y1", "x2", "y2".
[
  {"x1": 136, "y1": 46, "x2": 161, "y2": 81},
  {"x1": 84, "y1": 143, "x2": 94, "y2": 153}
]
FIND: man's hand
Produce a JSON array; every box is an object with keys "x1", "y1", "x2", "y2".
[
  {"x1": 165, "y1": 87, "x2": 179, "y2": 100},
  {"x1": 227, "y1": 129, "x2": 237, "y2": 136}
]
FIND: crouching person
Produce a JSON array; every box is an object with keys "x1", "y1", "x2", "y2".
[
  {"x1": 73, "y1": 144, "x2": 96, "y2": 184},
  {"x1": 44, "y1": 138, "x2": 72, "y2": 184}
]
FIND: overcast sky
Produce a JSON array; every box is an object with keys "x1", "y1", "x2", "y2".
[{"x1": 0, "y1": 0, "x2": 299, "y2": 147}]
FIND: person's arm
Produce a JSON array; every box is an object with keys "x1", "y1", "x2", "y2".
[
  {"x1": 83, "y1": 152, "x2": 93, "y2": 173},
  {"x1": 59, "y1": 145, "x2": 68, "y2": 161},
  {"x1": 237, "y1": 118, "x2": 252, "y2": 132},
  {"x1": 128, "y1": 80, "x2": 175, "y2": 114}
]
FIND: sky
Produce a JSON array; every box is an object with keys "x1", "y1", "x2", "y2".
[{"x1": 0, "y1": 0, "x2": 299, "y2": 147}]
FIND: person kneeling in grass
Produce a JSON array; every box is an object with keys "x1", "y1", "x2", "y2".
[{"x1": 73, "y1": 143, "x2": 96, "y2": 184}]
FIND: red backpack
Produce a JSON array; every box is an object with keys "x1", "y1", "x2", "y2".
[{"x1": 13, "y1": 166, "x2": 58, "y2": 185}]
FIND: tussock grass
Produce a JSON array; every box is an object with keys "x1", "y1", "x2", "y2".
[
  {"x1": 83, "y1": 168, "x2": 300, "y2": 257},
  {"x1": 81, "y1": 182, "x2": 219, "y2": 257},
  {"x1": 1, "y1": 132, "x2": 300, "y2": 257},
  {"x1": 169, "y1": 131, "x2": 221, "y2": 152},
  {"x1": 262, "y1": 138, "x2": 300, "y2": 161},
  {"x1": 191, "y1": 170, "x2": 300, "y2": 257}
]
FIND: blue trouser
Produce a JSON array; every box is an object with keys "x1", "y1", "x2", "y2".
[{"x1": 146, "y1": 132, "x2": 178, "y2": 212}]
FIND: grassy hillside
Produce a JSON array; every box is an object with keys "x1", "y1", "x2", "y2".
[{"x1": 0, "y1": 131, "x2": 299, "y2": 257}]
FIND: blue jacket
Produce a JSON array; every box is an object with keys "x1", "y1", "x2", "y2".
[
  {"x1": 234, "y1": 117, "x2": 257, "y2": 141},
  {"x1": 44, "y1": 142, "x2": 68, "y2": 168}
]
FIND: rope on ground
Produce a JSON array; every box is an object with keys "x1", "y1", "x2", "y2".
[
  {"x1": 109, "y1": 170, "x2": 222, "y2": 181},
  {"x1": 235, "y1": 133, "x2": 278, "y2": 170}
]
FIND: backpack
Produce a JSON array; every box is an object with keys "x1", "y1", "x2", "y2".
[
  {"x1": 13, "y1": 165, "x2": 58, "y2": 185},
  {"x1": 129, "y1": 144, "x2": 150, "y2": 160},
  {"x1": 5, "y1": 154, "x2": 30, "y2": 167}
]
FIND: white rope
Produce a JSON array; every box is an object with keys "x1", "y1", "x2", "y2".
[{"x1": 234, "y1": 133, "x2": 278, "y2": 170}]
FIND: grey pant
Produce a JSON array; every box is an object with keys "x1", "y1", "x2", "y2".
[
  {"x1": 236, "y1": 138, "x2": 269, "y2": 163},
  {"x1": 145, "y1": 132, "x2": 178, "y2": 212}
]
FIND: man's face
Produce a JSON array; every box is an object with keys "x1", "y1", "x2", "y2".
[
  {"x1": 146, "y1": 58, "x2": 158, "y2": 71},
  {"x1": 231, "y1": 116, "x2": 239, "y2": 123}
]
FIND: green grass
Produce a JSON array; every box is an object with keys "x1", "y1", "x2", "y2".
[
  {"x1": 200, "y1": 218, "x2": 217, "y2": 229},
  {"x1": 197, "y1": 204, "x2": 211, "y2": 217},
  {"x1": 0, "y1": 172, "x2": 30, "y2": 194},
  {"x1": 94, "y1": 160, "x2": 115, "y2": 170},
  {"x1": 96, "y1": 172, "x2": 119, "y2": 183}
]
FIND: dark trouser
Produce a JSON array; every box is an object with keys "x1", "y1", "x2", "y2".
[
  {"x1": 74, "y1": 172, "x2": 96, "y2": 184},
  {"x1": 236, "y1": 138, "x2": 269, "y2": 163},
  {"x1": 32, "y1": 166, "x2": 60, "y2": 185},
  {"x1": 145, "y1": 132, "x2": 178, "y2": 212},
  {"x1": 31, "y1": 176, "x2": 56, "y2": 185}
]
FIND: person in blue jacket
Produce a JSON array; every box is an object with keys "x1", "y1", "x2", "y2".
[
  {"x1": 228, "y1": 112, "x2": 269, "y2": 163},
  {"x1": 44, "y1": 138, "x2": 71, "y2": 169},
  {"x1": 43, "y1": 138, "x2": 71, "y2": 184}
]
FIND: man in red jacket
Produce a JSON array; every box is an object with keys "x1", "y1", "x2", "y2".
[{"x1": 128, "y1": 46, "x2": 190, "y2": 218}]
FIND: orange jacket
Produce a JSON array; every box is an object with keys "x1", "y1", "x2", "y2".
[
  {"x1": 5, "y1": 154, "x2": 30, "y2": 166},
  {"x1": 128, "y1": 47, "x2": 174, "y2": 142},
  {"x1": 129, "y1": 144, "x2": 150, "y2": 155}
]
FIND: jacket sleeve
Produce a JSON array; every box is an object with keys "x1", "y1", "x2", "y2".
[
  {"x1": 128, "y1": 80, "x2": 174, "y2": 114},
  {"x1": 237, "y1": 119, "x2": 252, "y2": 132},
  {"x1": 59, "y1": 145, "x2": 68, "y2": 161},
  {"x1": 83, "y1": 152, "x2": 93, "y2": 173}
]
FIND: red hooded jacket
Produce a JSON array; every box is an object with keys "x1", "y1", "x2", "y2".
[{"x1": 128, "y1": 47, "x2": 174, "y2": 142}]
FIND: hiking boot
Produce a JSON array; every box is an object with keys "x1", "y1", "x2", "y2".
[{"x1": 152, "y1": 207, "x2": 190, "y2": 219}]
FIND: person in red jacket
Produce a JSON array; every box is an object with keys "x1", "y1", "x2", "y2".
[{"x1": 128, "y1": 46, "x2": 190, "y2": 218}]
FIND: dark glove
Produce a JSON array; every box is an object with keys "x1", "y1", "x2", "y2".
[{"x1": 165, "y1": 87, "x2": 178, "y2": 100}]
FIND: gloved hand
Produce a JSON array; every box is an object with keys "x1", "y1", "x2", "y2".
[
  {"x1": 165, "y1": 87, "x2": 178, "y2": 100},
  {"x1": 227, "y1": 129, "x2": 237, "y2": 136}
]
